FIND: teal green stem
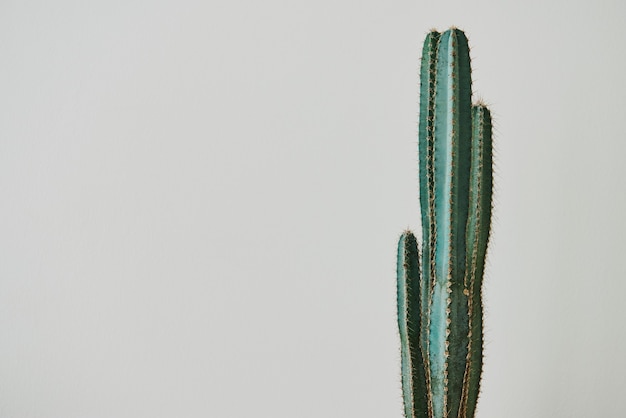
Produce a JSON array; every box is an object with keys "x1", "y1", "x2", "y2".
[
  {"x1": 428, "y1": 28, "x2": 472, "y2": 418},
  {"x1": 461, "y1": 105, "x2": 492, "y2": 418},
  {"x1": 397, "y1": 231, "x2": 428, "y2": 418}
]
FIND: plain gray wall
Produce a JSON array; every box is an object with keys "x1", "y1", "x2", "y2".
[{"x1": 2, "y1": 0, "x2": 626, "y2": 416}]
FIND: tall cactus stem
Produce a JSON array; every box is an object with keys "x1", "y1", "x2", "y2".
[
  {"x1": 460, "y1": 105, "x2": 493, "y2": 418},
  {"x1": 417, "y1": 30, "x2": 440, "y2": 416},
  {"x1": 428, "y1": 28, "x2": 472, "y2": 418}
]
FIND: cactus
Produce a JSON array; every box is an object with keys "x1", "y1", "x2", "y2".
[{"x1": 396, "y1": 28, "x2": 493, "y2": 418}]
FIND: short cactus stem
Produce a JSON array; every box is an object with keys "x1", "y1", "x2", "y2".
[{"x1": 396, "y1": 28, "x2": 493, "y2": 418}]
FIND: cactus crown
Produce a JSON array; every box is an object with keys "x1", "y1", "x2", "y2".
[{"x1": 396, "y1": 28, "x2": 493, "y2": 418}]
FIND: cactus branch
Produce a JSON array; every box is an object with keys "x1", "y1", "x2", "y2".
[{"x1": 397, "y1": 231, "x2": 428, "y2": 418}]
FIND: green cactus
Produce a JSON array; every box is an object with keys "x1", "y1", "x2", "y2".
[{"x1": 396, "y1": 28, "x2": 493, "y2": 418}]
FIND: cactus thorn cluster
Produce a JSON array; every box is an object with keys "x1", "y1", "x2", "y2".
[{"x1": 396, "y1": 27, "x2": 493, "y2": 418}]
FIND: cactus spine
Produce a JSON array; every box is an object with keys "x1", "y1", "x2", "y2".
[{"x1": 397, "y1": 28, "x2": 493, "y2": 418}]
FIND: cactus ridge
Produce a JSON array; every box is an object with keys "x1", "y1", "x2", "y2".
[{"x1": 397, "y1": 28, "x2": 493, "y2": 418}]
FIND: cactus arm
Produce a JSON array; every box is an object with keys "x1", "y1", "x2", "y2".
[
  {"x1": 460, "y1": 105, "x2": 493, "y2": 418},
  {"x1": 397, "y1": 231, "x2": 428, "y2": 418},
  {"x1": 428, "y1": 28, "x2": 473, "y2": 418},
  {"x1": 417, "y1": 30, "x2": 440, "y2": 416}
]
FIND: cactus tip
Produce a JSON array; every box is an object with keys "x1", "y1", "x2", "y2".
[{"x1": 474, "y1": 98, "x2": 489, "y2": 107}]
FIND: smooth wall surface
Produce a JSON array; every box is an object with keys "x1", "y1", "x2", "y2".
[{"x1": 2, "y1": 1, "x2": 625, "y2": 417}]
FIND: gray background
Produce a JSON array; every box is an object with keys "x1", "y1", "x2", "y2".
[{"x1": 2, "y1": 0, "x2": 625, "y2": 417}]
